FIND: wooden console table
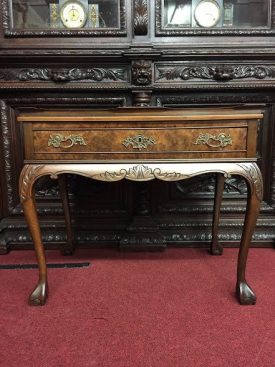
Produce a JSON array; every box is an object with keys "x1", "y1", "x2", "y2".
[{"x1": 17, "y1": 108, "x2": 263, "y2": 306}]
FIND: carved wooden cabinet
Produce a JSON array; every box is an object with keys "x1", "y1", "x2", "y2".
[{"x1": 0, "y1": 0, "x2": 275, "y2": 253}]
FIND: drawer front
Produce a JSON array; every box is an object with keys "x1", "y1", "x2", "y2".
[{"x1": 23, "y1": 121, "x2": 257, "y2": 161}]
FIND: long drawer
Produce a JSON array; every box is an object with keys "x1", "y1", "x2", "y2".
[{"x1": 21, "y1": 118, "x2": 258, "y2": 161}]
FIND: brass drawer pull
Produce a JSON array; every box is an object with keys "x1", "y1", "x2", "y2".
[
  {"x1": 122, "y1": 134, "x2": 156, "y2": 150},
  {"x1": 48, "y1": 134, "x2": 87, "y2": 149},
  {"x1": 194, "y1": 133, "x2": 232, "y2": 148}
]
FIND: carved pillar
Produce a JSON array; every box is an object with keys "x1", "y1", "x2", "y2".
[{"x1": 132, "y1": 91, "x2": 152, "y2": 106}]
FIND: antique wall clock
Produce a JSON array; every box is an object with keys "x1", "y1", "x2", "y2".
[
  {"x1": 59, "y1": 0, "x2": 88, "y2": 28},
  {"x1": 168, "y1": 0, "x2": 224, "y2": 28},
  {"x1": 192, "y1": 0, "x2": 223, "y2": 27},
  {"x1": 49, "y1": 0, "x2": 102, "y2": 28}
]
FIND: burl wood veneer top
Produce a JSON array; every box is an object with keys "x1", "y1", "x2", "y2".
[{"x1": 17, "y1": 107, "x2": 263, "y2": 122}]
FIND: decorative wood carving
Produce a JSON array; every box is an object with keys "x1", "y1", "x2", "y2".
[
  {"x1": 132, "y1": 60, "x2": 152, "y2": 86},
  {"x1": 19, "y1": 162, "x2": 262, "y2": 195},
  {"x1": 7, "y1": 97, "x2": 127, "y2": 106},
  {"x1": 0, "y1": 100, "x2": 14, "y2": 213},
  {"x1": 156, "y1": 65, "x2": 275, "y2": 82},
  {"x1": 18, "y1": 161, "x2": 262, "y2": 305},
  {"x1": 20, "y1": 165, "x2": 45, "y2": 202},
  {"x1": 132, "y1": 91, "x2": 152, "y2": 106},
  {"x1": 238, "y1": 163, "x2": 263, "y2": 201},
  {"x1": 174, "y1": 176, "x2": 247, "y2": 196},
  {"x1": 155, "y1": 94, "x2": 275, "y2": 106},
  {"x1": 17, "y1": 67, "x2": 128, "y2": 82},
  {"x1": 100, "y1": 164, "x2": 190, "y2": 182},
  {"x1": 134, "y1": 0, "x2": 148, "y2": 36}
]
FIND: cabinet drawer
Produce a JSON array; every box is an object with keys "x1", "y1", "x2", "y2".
[{"x1": 22, "y1": 120, "x2": 257, "y2": 161}]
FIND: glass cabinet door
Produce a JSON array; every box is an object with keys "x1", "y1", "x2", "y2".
[
  {"x1": 157, "y1": 0, "x2": 272, "y2": 34},
  {"x1": 4, "y1": 0, "x2": 126, "y2": 35}
]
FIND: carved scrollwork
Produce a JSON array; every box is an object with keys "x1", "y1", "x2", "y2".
[
  {"x1": 132, "y1": 60, "x2": 152, "y2": 86},
  {"x1": 17, "y1": 67, "x2": 127, "y2": 82},
  {"x1": 156, "y1": 65, "x2": 275, "y2": 82},
  {"x1": 134, "y1": 0, "x2": 148, "y2": 36},
  {"x1": 237, "y1": 163, "x2": 263, "y2": 202},
  {"x1": 156, "y1": 95, "x2": 275, "y2": 107},
  {"x1": 101, "y1": 164, "x2": 189, "y2": 182},
  {"x1": 0, "y1": 100, "x2": 14, "y2": 212},
  {"x1": 19, "y1": 165, "x2": 45, "y2": 202},
  {"x1": 0, "y1": 71, "x2": 7, "y2": 80},
  {"x1": 175, "y1": 175, "x2": 248, "y2": 196},
  {"x1": 102, "y1": 164, "x2": 155, "y2": 181}
]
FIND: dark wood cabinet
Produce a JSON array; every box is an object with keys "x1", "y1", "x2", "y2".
[{"x1": 0, "y1": 0, "x2": 275, "y2": 253}]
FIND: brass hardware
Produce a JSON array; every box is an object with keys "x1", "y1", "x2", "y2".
[
  {"x1": 48, "y1": 134, "x2": 87, "y2": 149},
  {"x1": 122, "y1": 134, "x2": 156, "y2": 150},
  {"x1": 194, "y1": 133, "x2": 232, "y2": 148}
]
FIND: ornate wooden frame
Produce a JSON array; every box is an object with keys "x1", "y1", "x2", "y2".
[
  {"x1": 1, "y1": 0, "x2": 127, "y2": 37},
  {"x1": 155, "y1": 0, "x2": 275, "y2": 36}
]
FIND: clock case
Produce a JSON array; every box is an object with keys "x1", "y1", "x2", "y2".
[
  {"x1": 50, "y1": 0, "x2": 102, "y2": 29},
  {"x1": 192, "y1": 0, "x2": 223, "y2": 28},
  {"x1": 167, "y1": 0, "x2": 224, "y2": 28}
]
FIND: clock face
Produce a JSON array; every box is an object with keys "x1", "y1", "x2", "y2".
[
  {"x1": 194, "y1": 0, "x2": 221, "y2": 28},
  {"x1": 60, "y1": 1, "x2": 87, "y2": 28}
]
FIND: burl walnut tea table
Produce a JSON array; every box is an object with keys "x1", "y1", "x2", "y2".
[{"x1": 17, "y1": 108, "x2": 263, "y2": 306}]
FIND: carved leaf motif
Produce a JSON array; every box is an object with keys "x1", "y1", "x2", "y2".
[
  {"x1": 134, "y1": 0, "x2": 148, "y2": 35},
  {"x1": 18, "y1": 69, "x2": 51, "y2": 81},
  {"x1": 155, "y1": 171, "x2": 189, "y2": 181},
  {"x1": 157, "y1": 65, "x2": 275, "y2": 82},
  {"x1": 101, "y1": 171, "x2": 126, "y2": 181},
  {"x1": 18, "y1": 68, "x2": 126, "y2": 82},
  {"x1": 20, "y1": 165, "x2": 44, "y2": 202},
  {"x1": 175, "y1": 176, "x2": 247, "y2": 195},
  {"x1": 158, "y1": 66, "x2": 214, "y2": 81},
  {"x1": 238, "y1": 163, "x2": 263, "y2": 201},
  {"x1": 129, "y1": 165, "x2": 153, "y2": 179},
  {"x1": 100, "y1": 165, "x2": 189, "y2": 182}
]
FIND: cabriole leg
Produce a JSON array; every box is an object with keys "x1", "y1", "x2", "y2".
[
  {"x1": 211, "y1": 173, "x2": 225, "y2": 255},
  {"x1": 58, "y1": 174, "x2": 74, "y2": 256},
  {"x1": 236, "y1": 165, "x2": 262, "y2": 305},
  {"x1": 19, "y1": 165, "x2": 48, "y2": 306}
]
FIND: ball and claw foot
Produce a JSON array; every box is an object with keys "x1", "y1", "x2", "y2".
[
  {"x1": 210, "y1": 241, "x2": 223, "y2": 256},
  {"x1": 236, "y1": 281, "x2": 257, "y2": 305},
  {"x1": 29, "y1": 281, "x2": 48, "y2": 306}
]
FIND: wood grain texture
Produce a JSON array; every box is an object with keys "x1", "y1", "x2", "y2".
[{"x1": 18, "y1": 109, "x2": 260, "y2": 162}]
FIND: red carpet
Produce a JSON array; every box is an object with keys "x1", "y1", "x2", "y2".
[{"x1": 0, "y1": 248, "x2": 274, "y2": 367}]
